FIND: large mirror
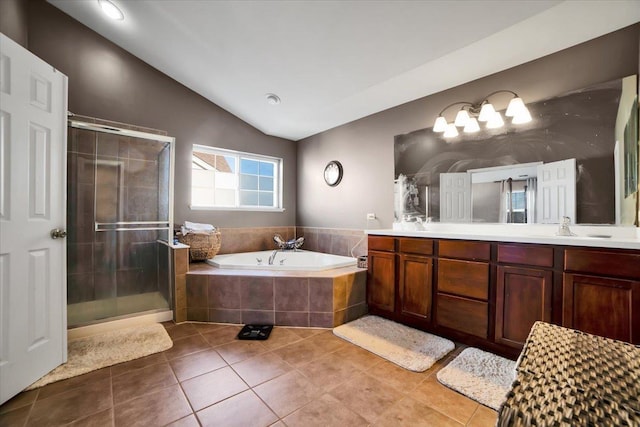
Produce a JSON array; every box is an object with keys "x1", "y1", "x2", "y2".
[{"x1": 394, "y1": 75, "x2": 639, "y2": 225}]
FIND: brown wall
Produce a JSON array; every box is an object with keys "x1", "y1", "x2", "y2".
[
  {"x1": 297, "y1": 24, "x2": 640, "y2": 229},
  {"x1": 0, "y1": 0, "x2": 28, "y2": 47},
  {"x1": 3, "y1": 2, "x2": 638, "y2": 231},
  {"x1": 10, "y1": 0, "x2": 297, "y2": 228}
]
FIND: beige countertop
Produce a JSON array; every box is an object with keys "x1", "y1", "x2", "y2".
[{"x1": 366, "y1": 223, "x2": 640, "y2": 250}]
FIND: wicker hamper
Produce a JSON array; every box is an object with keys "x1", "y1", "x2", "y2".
[{"x1": 177, "y1": 230, "x2": 222, "y2": 261}]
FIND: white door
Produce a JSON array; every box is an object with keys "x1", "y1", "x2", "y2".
[
  {"x1": 440, "y1": 172, "x2": 471, "y2": 222},
  {"x1": 0, "y1": 33, "x2": 68, "y2": 405},
  {"x1": 536, "y1": 158, "x2": 576, "y2": 223}
]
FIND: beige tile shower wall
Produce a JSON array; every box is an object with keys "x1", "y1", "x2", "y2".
[{"x1": 296, "y1": 227, "x2": 368, "y2": 258}]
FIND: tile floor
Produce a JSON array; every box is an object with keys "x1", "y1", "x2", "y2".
[{"x1": 0, "y1": 322, "x2": 498, "y2": 426}]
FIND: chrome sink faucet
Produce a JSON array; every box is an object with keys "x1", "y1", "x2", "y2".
[{"x1": 557, "y1": 216, "x2": 576, "y2": 236}]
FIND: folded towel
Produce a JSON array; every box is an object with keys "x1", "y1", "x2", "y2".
[
  {"x1": 184, "y1": 221, "x2": 215, "y2": 231},
  {"x1": 181, "y1": 221, "x2": 216, "y2": 236}
]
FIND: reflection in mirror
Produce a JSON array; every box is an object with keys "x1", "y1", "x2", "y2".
[
  {"x1": 394, "y1": 75, "x2": 639, "y2": 225},
  {"x1": 468, "y1": 162, "x2": 541, "y2": 223}
]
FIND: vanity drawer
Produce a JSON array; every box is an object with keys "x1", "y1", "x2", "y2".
[
  {"x1": 436, "y1": 294, "x2": 488, "y2": 338},
  {"x1": 368, "y1": 236, "x2": 395, "y2": 252},
  {"x1": 498, "y1": 244, "x2": 554, "y2": 268},
  {"x1": 439, "y1": 240, "x2": 490, "y2": 261},
  {"x1": 437, "y1": 259, "x2": 489, "y2": 300},
  {"x1": 398, "y1": 238, "x2": 433, "y2": 256},
  {"x1": 565, "y1": 249, "x2": 640, "y2": 279}
]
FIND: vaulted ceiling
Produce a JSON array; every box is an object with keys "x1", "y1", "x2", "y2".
[{"x1": 49, "y1": 0, "x2": 640, "y2": 140}]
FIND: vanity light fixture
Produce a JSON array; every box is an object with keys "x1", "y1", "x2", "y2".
[
  {"x1": 98, "y1": 0, "x2": 124, "y2": 20},
  {"x1": 433, "y1": 90, "x2": 532, "y2": 138}
]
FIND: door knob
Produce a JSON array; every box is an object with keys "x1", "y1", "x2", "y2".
[{"x1": 50, "y1": 228, "x2": 67, "y2": 239}]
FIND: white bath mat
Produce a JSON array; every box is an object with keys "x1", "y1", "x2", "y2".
[
  {"x1": 333, "y1": 315, "x2": 454, "y2": 372},
  {"x1": 437, "y1": 347, "x2": 516, "y2": 410},
  {"x1": 26, "y1": 323, "x2": 173, "y2": 390}
]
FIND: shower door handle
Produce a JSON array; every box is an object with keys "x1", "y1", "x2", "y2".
[{"x1": 50, "y1": 228, "x2": 67, "y2": 239}]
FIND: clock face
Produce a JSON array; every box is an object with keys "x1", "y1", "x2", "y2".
[{"x1": 324, "y1": 161, "x2": 343, "y2": 186}]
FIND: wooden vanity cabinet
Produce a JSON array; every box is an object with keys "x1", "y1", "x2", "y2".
[
  {"x1": 366, "y1": 235, "x2": 640, "y2": 356},
  {"x1": 495, "y1": 244, "x2": 554, "y2": 348},
  {"x1": 563, "y1": 249, "x2": 640, "y2": 344},
  {"x1": 435, "y1": 240, "x2": 490, "y2": 338},
  {"x1": 367, "y1": 236, "x2": 396, "y2": 314},
  {"x1": 397, "y1": 238, "x2": 434, "y2": 322}
]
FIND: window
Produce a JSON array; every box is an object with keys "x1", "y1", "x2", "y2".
[
  {"x1": 506, "y1": 190, "x2": 527, "y2": 223},
  {"x1": 191, "y1": 145, "x2": 282, "y2": 210}
]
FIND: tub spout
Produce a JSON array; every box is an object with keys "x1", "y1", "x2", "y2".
[{"x1": 268, "y1": 249, "x2": 279, "y2": 265}]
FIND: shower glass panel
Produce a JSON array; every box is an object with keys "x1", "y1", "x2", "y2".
[{"x1": 66, "y1": 121, "x2": 174, "y2": 327}]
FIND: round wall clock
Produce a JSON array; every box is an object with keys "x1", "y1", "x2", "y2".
[{"x1": 323, "y1": 160, "x2": 343, "y2": 186}]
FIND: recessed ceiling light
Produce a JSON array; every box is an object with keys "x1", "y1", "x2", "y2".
[
  {"x1": 265, "y1": 93, "x2": 281, "y2": 105},
  {"x1": 98, "y1": 0, "x2": 124, "y2": 20}
]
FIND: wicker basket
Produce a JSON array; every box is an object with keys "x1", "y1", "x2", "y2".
[{"x1": 177, "y1": 231, "x2": 222, "y2": 261}]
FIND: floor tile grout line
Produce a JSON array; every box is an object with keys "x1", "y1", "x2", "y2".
[
  {"x1": 171, "y1": 359, "x2": 200, "y2": 425},
  {"x1": 246, "y1": 388, "x2": 281, "y2": 426},
  {"x1": 30, "y1": 373, "x2": 116, "y2": 426},
  {"x1": 111, "y1": 370, "x2": 179, "y2": 408},
  {"x1": 109, "y1": 368, "x2": 115, "y2": 427},
  {"x1": 3, "y1": 324, "x2": 496, "y2": 426},
  {"x1": 172, "y1": 329, "x2": 250, "y2": 419},
  {"x1": 21, "y1": 388, "x2": 39, "y2": 427},
  {"x1": 465, "y1": 405, "x2": 482, "y2": 427}
]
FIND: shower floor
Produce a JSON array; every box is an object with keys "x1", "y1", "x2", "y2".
[{"x1": 67, "y1": 292, "x2": 169, "y2": 327}]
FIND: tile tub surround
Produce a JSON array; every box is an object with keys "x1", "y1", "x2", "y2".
[
  {"x1": 185, "y1": 227, "x2": 367, "y2": 259},
  {"x1": 172, "y1": 226, "x2": 368, "y2": 327},
  {"x1": 215, "y1": 227, "x2": 296, "y2": 255},
  {"x1": 185, "y1": 264, "x2": 367, "y2": 328},
  {"x1": 296, "y1": 227, "x2": 368, "y2": 258}
]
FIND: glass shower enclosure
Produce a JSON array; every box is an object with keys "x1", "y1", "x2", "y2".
[{"x1": 66, "y1": 119, "x2": 174, "y2": 327}]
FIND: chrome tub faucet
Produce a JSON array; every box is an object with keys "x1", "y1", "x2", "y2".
[{"x1": 273, "y1": 234, "x2": 304, "y2": 251}]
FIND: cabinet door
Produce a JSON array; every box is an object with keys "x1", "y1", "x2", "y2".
[
  {"x1": 399, "y1": 254, "x2": 432, "y2": 321},
  {"x1": 367, "y1": 250, "x2": 396, "y2": 313},
  {"x1": 496, "y1": 266, "x2": 552, "y2": 348},
  {"x1": 563, "y1": 273, "x2": 640, "y2": 344}
]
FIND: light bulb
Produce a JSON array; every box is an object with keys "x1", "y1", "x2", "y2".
[
  {"x1": 486, "y1": 111, "x2": 504, "y2": 129},
  {"x1": 98, "y1": 0, "x2": 124, "y2": 20},
  {"x1": 463, "y1": 117, "x2": 480, "y2": 133},
  {"x1": 443, "y1": 123, "x2": 459, "y2": 138},
  {"x1": 512, "y1": 107, "x2": 532, "y2": 124},
  {"x1": 506, "y1": 97, "x2": 527, "y2": 117},
  {"x1": 454, "y1": 109, "x2": 470, "y2": 127},
  {"x1": 478, "y1": 103, "x2": 495, "y2": 122},
  {"x1": 433, "y1": 116, "x2": 448, "y2": 133}
]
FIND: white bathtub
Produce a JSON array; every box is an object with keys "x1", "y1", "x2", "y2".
[{"x1": 206, "y1": 250, "x2": 357, "y2": 271}]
